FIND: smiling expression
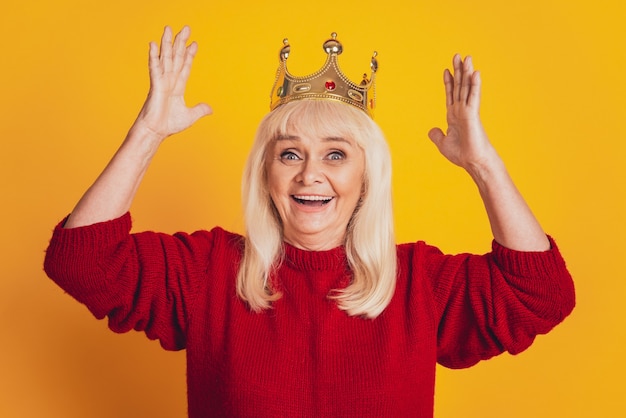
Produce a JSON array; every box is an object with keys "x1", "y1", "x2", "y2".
[{"x1": 265, "y1": 127, "x2": 365, "y2": 250}]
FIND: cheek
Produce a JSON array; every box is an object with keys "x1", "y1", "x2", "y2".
[
  {"x1": 341, "y1": 164, "x2": 365, "y2": 198},
  {"x1": 265, "y1": 159, "x2": 277, "y2": 189},
  {"x1": 266, "y1": 164, "x2": 289, "y2": 200}
]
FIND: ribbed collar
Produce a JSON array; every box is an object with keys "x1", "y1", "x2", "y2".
[{"x1": 282, "y1": 242, "x2": 349, "y2": 272}]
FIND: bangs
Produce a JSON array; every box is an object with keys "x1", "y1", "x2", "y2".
[{"x1": 261, "y1": 100, "x2": 371, "y2": 144}]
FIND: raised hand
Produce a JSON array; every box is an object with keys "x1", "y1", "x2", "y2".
[
  {"x1": 427, "y1": 54, "x2": 550, "y2": 251},
  {"x1": 63, "y1": 26, "x2": 211, "y2": 229},
  {"x1": 428, "y1": 54, "x2": 496, "y2": 173},
  {"x1": 135, "y1": 26, "x2": 212, "y2": 141}
]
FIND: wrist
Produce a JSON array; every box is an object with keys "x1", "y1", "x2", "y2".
[
  {"x1": 128, "y1": 118, "x2": 168, "y2": 148},
  {"x1": 465, "y1": 147, "x2": 506, "y2": 188}
]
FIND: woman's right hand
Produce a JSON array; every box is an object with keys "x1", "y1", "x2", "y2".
[
  {"x1": 134, "y1": 25, "x2": 212, "y2": 141},
  {"x1": 63, "y1": 26, "x2": 211, "y2": 228}
]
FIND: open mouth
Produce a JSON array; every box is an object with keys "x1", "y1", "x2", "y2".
[{"x1": 291, "y1": 195, "x2": 334, "y2": 207}]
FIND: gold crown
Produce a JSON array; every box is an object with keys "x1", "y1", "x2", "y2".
[{"x1": 270, "y1": 33, "x2": 378, "y2": 118}]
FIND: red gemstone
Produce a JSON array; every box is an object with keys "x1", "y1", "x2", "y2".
[{"x1": 325, "y1": 80, "x2": 336, "y2": 91}]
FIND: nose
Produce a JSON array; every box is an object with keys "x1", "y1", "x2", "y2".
[{"x1": 296, "y1": 158, "x2": 324, "y2": 185}]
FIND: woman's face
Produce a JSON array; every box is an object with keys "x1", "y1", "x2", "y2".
[{"x1": 266, "y1": 125, "x2": 365, "y2": 251}]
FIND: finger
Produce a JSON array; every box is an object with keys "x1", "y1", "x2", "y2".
[
  {"x1": 172, "y1": 41, "x2": 198, "y2": 96},
  {"x1": 452, "y1": 53, "x2": 462, "y2": 103},
  {"x1": 172, "y1": 26, "x2": 191, "y2": 73},
  {"x1": 443, "y1": 69, "x2": 453, "y2": 107},
  {"x1": 180, "y1": 42, "x2": 198, "y2": 86},
  {"x1": 468, "y1": 70, "x2": 481, "y2": 109},
  {"x1": 148, "y1": 41, "x2": 160, "y2": 82},
  {"x1": 160, "y1": 26, "x2": 173, "y2": 72},
  {"x1": 427, "y1": 127, "x2": 445, "y2": 146},
  {"x1": 459, "y1": 56, "x2": 473, "y2": 104},
  {"x1": 189, "y1": 102, "x2": 214, "y2": 122}
]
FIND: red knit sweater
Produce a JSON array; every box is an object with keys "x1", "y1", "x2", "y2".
[{"x1": 44, "y1": 213, "x2": 575, "y2": 417}]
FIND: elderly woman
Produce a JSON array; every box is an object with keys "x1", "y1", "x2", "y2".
[{"x1": 44, "y1": 26, "x2": 575, "y2": 417}]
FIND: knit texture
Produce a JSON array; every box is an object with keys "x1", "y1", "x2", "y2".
[{"x1": 44, "y1": 213, "x2": 575, "y2": 417}]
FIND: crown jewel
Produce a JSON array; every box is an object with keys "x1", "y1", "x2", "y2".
[{"x1": 270, "y1": 33, "x2": 378, "y2": 118}]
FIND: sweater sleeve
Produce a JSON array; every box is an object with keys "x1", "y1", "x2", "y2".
[
  {"x1": 423, "y1": 236, "x2": 575, "y2": 369},
  {"x1": 43, "y1": 213, "x2": 217, "y2": 351}
]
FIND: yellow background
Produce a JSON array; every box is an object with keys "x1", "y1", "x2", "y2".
[{"x1": 1, "y1": 0, "x2": 624, "y2": 417}]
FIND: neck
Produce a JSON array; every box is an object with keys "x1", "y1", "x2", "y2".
[{"x1": 283, "y1": 233, "x2": 345, "y2": 251}]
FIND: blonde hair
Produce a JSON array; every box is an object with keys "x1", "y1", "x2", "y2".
[{"x1": 238, "y1": 100, "x2": 396, "y2": 318}]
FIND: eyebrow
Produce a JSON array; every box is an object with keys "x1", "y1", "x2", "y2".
[{"x1": 275, "y1": 134, "x2": 353, "y2": 145}]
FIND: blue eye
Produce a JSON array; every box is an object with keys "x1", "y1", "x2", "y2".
[
  {"x1": 279, "y1": 151, "x2": 301, "y2": 163},
  {"x1": 280, "y1": 151, "x2": 300, "y2": 160},
  {"x1": 327, "y1": 151, "x2": 345, "y2": 161}
]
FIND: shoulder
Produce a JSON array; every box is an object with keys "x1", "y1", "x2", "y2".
[
  {"x1": 394, "y1": 240, "x2": 477, "y2": 295},
  {"x1": 196, "y1": 226, "x2": 244, "y2": 254},
  {"x1": 394, "y1": 240, "x2": 446, "y2": 289},
  {"x1": 153, "y1": 226, "x2": 245, "y2": 261},
  {"x1": 396, "y1": 240, "x2": 446, "y2": 267}
]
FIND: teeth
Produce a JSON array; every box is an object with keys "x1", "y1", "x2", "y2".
[{"x1": 293, "y1": 195, "x2": 333, "y2": 201}]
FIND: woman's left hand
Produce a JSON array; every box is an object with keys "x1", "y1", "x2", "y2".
[
  {"x1": 428, "y1": 54, "x2": 551, "y2": 251},
  {"x1": 428, "y1": 54, "x2": 497, "y2": 173}
]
